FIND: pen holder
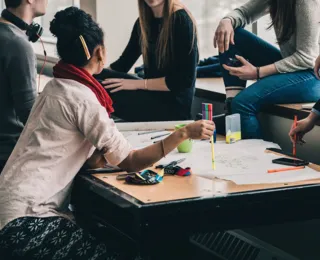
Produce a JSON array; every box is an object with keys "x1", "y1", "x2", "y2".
[
  {"x1": 175, "y1": 124, "x2": 193, "y2": 153},
  {"x1": 225, "y1": 114, "x2": 241, "y2": 144}
]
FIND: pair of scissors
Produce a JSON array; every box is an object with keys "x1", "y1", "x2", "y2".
[{"x1": 155, "y1": 158, "x2": 186, "y2": 169}]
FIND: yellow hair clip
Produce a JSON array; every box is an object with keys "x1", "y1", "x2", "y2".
[{"x1": 79, "y1": 35, "x2": 91, "y2": 60}]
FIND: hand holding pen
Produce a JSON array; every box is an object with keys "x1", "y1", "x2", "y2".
[{"x1": 289, "y1": 114, "x2": 318, "y2": 146}]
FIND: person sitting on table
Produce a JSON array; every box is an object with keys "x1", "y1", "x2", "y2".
[
  {"x1": 95, "y1": 0, "x2": 199, "y2": 122},
  {"x1": 0, "y1": 7, "x2": 214, "y2": 259},
  {"x1": 214, "y1": 0, "x2": 320, "y2": 139},
  {"x1": 289, "y1": 55, "x2": 320, "y2": 143},
  {"x1": 0, "y1": 0, "x2": 47, "y2": 173}
]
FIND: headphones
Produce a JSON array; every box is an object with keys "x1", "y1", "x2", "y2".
[{"x1": 1, "y1": 9, "x2": 43, "y2": 42}]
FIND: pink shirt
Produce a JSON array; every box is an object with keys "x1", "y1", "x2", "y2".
[{"x1": 0, "y1": 78, "x2": 132, "y2": 229}]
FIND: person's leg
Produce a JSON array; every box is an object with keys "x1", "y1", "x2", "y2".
[
  {"x1": 108, "y1": 90, "x2": 182, "y2": 122},
  {"x1": 95, "y1": 69, "x2": 182, "y2": 122},
  {"x1": 0, "y1": 217, "x2": 141, "y2": 259},
  {"x1": 219, "y1": 28, "x2": 283, "y2": 100},
  {"x1": 232, "y1": 70, "x2": 320, "y2": 139}
]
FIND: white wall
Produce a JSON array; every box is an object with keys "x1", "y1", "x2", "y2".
[
  {"x1": 34, "y1": 0, "x2": 140, "y2": 66},
  {"x1": 96, "y1": 0, "x2": 139, "y2": 66}
]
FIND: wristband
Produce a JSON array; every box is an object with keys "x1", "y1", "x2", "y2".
[{"x1": 256, "y1": 67, "x2": 260, "y2": 80}]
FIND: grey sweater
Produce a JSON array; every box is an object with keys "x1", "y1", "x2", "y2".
[
  {"x1": 0, "y1": 22, "x2": 37, "y2": 161},
  {"x1": 225, "y1": 0, "x2": 320, "y2": 73}
]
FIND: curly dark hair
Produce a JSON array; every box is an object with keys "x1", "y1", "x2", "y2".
[{"x1": 50, "y1": 7, "x2": 104, "y2": 67}]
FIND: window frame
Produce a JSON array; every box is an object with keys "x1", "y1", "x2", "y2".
[{"x1": 36, "y1": 0, "x2": 94, "y2": 62}]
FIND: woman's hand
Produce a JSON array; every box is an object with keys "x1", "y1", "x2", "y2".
[
  {"x1": 184, "y1": 120, "x2": 215, "y2": 140},
  {"x1": 214, "y1": 18, "x2": 235, "y2": 53},
  {"x1": 314, "y1": 55, "x2": 320, "y2": 80},
  {"x1": 289, "y1": 112, "x2": 319, "y2": 144},
  {"x1": 102, "y1": 79, "x2": 144, "y2": 93},
  {"x1": 222, "y1": 55, "x2": 257, "y2": 80}
]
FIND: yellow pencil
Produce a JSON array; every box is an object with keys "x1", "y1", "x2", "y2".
[{"x1": 211, "y1": 136, "x2": 215, "y2": 170}]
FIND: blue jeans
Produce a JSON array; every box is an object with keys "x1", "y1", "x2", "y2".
[{"x1": 219, "y1": 28, "x2": 320, "y2": 139}]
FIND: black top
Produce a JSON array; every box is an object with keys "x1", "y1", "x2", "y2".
[
  {"x1": 314, "y1": 100, "x2": 320, "y2": 113},
  {"x1": 110, "y1": 9, "x2": 199, "y2": 120}
]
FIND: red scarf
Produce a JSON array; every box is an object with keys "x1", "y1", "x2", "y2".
[{"x1": 53, "y1": 61, "x2": 114, "y2": 115}]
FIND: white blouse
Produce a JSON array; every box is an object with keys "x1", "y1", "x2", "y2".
[{"x1": 0, "y1": 78, "x2": 132, "y2": 229}]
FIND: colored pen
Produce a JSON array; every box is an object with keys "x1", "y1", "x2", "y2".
[
  {"x1": 293, "y1": 115, "x2": 297, "y2": 157},
  {"x1": 267, "y1": 166, "x2": 305, "y2": 174},
  {"x1": 209, "y1": 108, "x2": 215, "y2": 169},
  {"x1": 211, "y1": 136, "x2": 215, "y2": 170},
  {"x1": 151, "y1": 133, "x2": 170, "y2": 140}
]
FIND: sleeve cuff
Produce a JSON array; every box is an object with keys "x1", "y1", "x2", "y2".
[
  {"x1": 274, "y1": 61, "x2": 288, "y2": 73},
  {"x1": 312, "y1": 108, "x2": 320, "y2": 117},
  {"x1": 223, "y1": 16, "x2": 236, "y2": 28},
  {"x1": 103, "y1": 131, "x2": 132, "y2": 166}
]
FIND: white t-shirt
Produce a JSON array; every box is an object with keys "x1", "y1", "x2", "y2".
[{"x1": 0, "y1": 78, "x2": 132, "y2": 230}]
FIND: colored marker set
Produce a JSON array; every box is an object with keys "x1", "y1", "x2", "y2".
[
  {"x1": 202, "y1": 103, "x2": 216, "y2": 143},
  {"x1": 202, "y1": 103, "x2": 216, "y2": 170}
]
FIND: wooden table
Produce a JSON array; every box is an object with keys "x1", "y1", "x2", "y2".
[{"x1": 72, "y1": 141, "x2": 320, "y2": 259}]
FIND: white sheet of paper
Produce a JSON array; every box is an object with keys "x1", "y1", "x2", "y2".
[
  {"x1": 155, "y1": 140, "x2": 283, "y2": 179},
  {"x1": 120, "y1": 129, "x2": 320, "y2": 185},
  {"x1": 220, "y1": 165, "x2": 320, "y2": 185}
]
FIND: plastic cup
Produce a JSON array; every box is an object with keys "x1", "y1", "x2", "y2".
[{"x1": 175, "y1": 124, "x2": 193, "y2": 153}]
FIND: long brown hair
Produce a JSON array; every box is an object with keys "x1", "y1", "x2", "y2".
[
  {"x1": 268, "y1": 0, "x2": 297, "y2": 44},
  {"x1": 138, "y1": 0, "x2": 197, "y2": 69}
]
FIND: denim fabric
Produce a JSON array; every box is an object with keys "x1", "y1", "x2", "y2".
[{"x1": 220, "y1": 28, "x2": 320, "y2": 139}]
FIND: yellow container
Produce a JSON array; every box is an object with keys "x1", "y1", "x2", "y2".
[{"x1": 225, "y1": 114, "x2": 242, "y2": 144}]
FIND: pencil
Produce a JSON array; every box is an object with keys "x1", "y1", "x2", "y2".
[
  {"x1": 204, "y1": 103, "x2": 215, "y2": 170},
  {"x1": 267, "y1": 166, "x2": 305, "y2": 174},
  {"x1": 293, "y1": 115, "x2": 297, "y2": 157},
  {"x1": 151, "y1": 133, "x2": 170, "y2": 140},
  {"x1": 138, "y1": 130, "x2": 165, "y2": 135},
  {"x1": 211, "y1": 136, "x2": 215, "y2": 170}
]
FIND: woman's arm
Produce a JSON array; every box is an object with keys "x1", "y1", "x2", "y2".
[
  {"x1": 289, "y1": 109, "x2": 319, "y2": 144},
  {"x1": 109, "y1": 19, "x2": 142, "y2": 73},
  {"x1": 214, "y1": 0, "x2": 269, "y2": 53},
  {"x1": 76, "y1": 100, "x2": 214, "y2": 172},
  {"x1": 118, "y1": 120, "x2": 214, "y2": 172},
  {"x1": 103, "y1": 11, "x2": 198, "y2": 93},
  {"x1": 164, "y1": 10, "x2": 198, "y2": 94},
  {"x1": 222, "y1": 55, "x2": 278, "y2": 80},
  {"x1": 224, "y1": 0, "x2": 269, "y2": 29},
  {"x1": 225, "y1": 0, "x2": 320, "y2": 79},
  {"x1": 102, "y1": 77, "x2": 169, "y2": 93}
]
